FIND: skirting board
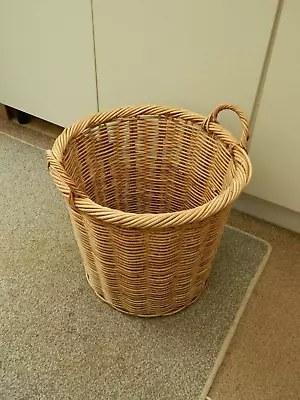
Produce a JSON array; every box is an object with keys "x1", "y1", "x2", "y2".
[
  {"x1": 0, "y1": 104, "x2": 10, "y2": 120},
  {"x1": 234, "y1": 192, "x2": 300, "y2": 234}
]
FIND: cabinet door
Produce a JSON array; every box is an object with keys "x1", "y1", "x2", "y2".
[
  {"x1": 93, "y1": 0, "x2": 277, "y2": 139},
  {"x1": 0, "y1": 0, "x2": 97, "y2": 127},
  {"x1": 246, "y1": 1, "x2": 300, "y2": 212}
]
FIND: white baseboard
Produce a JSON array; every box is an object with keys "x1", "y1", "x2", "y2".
[{"x1": 233, "y1": 193, "x2": 300, "y2": 234}]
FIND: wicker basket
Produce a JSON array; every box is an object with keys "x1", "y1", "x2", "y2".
[{"x1": 47, "y1": 104, "x2": 251, "y2": 317}]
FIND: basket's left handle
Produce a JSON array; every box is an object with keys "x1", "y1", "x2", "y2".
[
  {"x1": 204, "y1": 104, "x2": 249, "y2": 151},
  {"x1": 46, "y1": 150, "x2": 83, "y2": 208}
]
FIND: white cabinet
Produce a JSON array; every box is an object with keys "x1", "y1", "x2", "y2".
[
  {"x1": 93, "y1": 0, "x2": 277, "y2": 139},
  {"x1": 246, "y1": 1, "x2": 300, "y2": 213},
  {"x1": 0, "y1": 0, "x2": 98, "y2": 127}
]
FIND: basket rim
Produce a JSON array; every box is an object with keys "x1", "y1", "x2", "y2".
[{"x1": 48, "y1": 105, "x2": 252, "y2": 229}]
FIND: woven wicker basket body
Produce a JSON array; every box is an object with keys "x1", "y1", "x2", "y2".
[{"x1": 47, "y1": 104, "x2": 252, "y2": 317}]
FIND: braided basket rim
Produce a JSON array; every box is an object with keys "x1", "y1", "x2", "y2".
[{"x1": 47, "y1": 105, "x2": 252, "y2": 228}]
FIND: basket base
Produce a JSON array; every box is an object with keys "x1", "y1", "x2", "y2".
[{"x1": 85, "y1": 273, "x2": 207, "y2": 318}]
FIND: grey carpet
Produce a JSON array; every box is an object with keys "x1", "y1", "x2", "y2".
[{"x1": 0, "y1": 133, "x2": 270, "y2": 400}]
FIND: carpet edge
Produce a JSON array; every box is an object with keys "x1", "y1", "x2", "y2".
[{"x1": 199, "y1": 232, "x2": 272, "y2": 400}]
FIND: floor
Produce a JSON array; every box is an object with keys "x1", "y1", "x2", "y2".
[
  {"x1": 1, "y1": 117, "x2": 300, "y2": 400},
  {"x1": 210, "y1": 211, "x2": 300, "y2": 400}
]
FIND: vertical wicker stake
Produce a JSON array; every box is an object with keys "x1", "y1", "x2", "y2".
[{"x1": 47, "y1": 104, "x2": 252, "y2": 317}]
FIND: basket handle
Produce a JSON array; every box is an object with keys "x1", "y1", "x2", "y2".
[
  {"x1": 203, "y1": 104, "x2": 249, "y2": 151},
  {"x1": 46, "y1": 150, "x2": 86, "y2": 208}
]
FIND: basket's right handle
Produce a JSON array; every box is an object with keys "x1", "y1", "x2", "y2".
[{"x1": 204, "y1": 104, "x2": 250, "y2": 151}]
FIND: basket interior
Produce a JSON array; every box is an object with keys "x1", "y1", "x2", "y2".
[{"x1": 63, "y1": 115, "x2": 235, "y2": 214}]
